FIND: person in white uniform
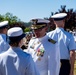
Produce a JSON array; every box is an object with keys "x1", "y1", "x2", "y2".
[
  {"x1": 0, "y1": 21, "x2": 10, "y2": 53},
  {"x1": 47, "y1": 13, "x2": 76, "y2": 75},
  {"x1": 0, "y1": 27, "x2": 40, "y2": 75},
  {"x1": 27, "y1": 18, "x2": 60, "y2": 75}
]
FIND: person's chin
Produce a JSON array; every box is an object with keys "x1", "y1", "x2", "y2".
[
  {"x1": 36, "y1": 36, "x2": 43, "y2": 38},
  {"x1": 35, "y1": 35, "x2": 40, "y2": 38}
]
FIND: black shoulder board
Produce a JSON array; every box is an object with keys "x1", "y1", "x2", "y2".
[{"x1": 48, "y1": 39, "x2": 57, "y2": 44}]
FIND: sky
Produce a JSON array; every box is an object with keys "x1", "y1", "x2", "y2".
[{"x1": 0, "y1": 0, "x2": 76, "y2": 22}]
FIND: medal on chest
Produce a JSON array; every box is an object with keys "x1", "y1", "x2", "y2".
[
  {"x1": 30, "y1": 41, "x2": 45, "y2": 61},
  {"x1": 37, "y1": 47, "x2": 45, "y2": 61}
]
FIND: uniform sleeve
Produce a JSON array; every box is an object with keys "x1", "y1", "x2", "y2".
[
  {"x1": 26, "y1": 39, "x2": 32, "y2": 53},
  {"x1": 48, "y1": 43, "x2": 60, "y2": 75},
  {"x1": 25, "y1": 55, "x2": 40, "y2": 75},
  {"x1": 0, "y1": 41, "x2": 10, "y2": 53},
  {"x1": 68, "y1": 35, "x2": 76, "y2": 51}
]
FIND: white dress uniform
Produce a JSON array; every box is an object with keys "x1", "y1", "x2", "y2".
[
  {"x1": 27, "y1": 34, "x2": 60, "y2": 75},
  {"x1": 0, "y1": 47, "x2": 40, "y2": 75},
  {"x1": 49, "y1": 13, "x2": 76, "y2": 75},
  {"x1": 47, "y1": 28, "x2": 76, "y2": 60},
  {"x1": 0, "y1": 34, "x2": 10, "y2": 53}
]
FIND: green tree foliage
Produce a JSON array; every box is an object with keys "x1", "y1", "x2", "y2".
[
  {"x1": 0, "y1": 14, "x2": 4, "y2": 21},
  {"x1": 25, "y1": 22, "x2": 31, "y2": 27},
  {"x1": 9, "y1": 22, "x2": 26, "y2": 32},
  {"x1": 24, "y1": 27, "x2": 31, "y2": 32},
  {"x1": 0, "y1": 12, "x2": 27, "y2": 32}
]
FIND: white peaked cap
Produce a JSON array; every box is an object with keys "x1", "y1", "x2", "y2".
[
  {"x1": 51, "y1": 13, "x2": 67, "y2": 21},
  {"x1": 0, "y1": 21, "x2": 8, "y2": 27},
  {"x1": 7, "y1": 27, "x2": 23, "y2": 37},
  {"x1": 31, "y1": 18, "x2": 50, "y2": 23}
]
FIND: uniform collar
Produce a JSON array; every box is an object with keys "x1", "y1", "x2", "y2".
[
  {"x1": 10, "y1": 47, "x2": 22, "y2": 51},
  {"x1": 56, "y1": 27, "x2": 64, "y2": 33},
  {"x1": 0, "y1": 34, "x2": 6, "y2": 37},
  {"x1": 38, "y1": 34, "x2": 48, "y2": 42}
]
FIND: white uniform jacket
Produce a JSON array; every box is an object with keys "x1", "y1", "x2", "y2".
[
  {"x1": 27, "y1": 35, "x2": 60, "y2": 75},
  {"x1": 0, "y1": 47, "x2": 40, "y2": 75},
  {"x1": 0, "y1": 34, "x2": 10, "y2": 53}
]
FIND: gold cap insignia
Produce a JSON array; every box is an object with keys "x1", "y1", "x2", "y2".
[
  {"x1": 31, "y1": 19, "x2": 38, "y2": 25},
  {"x1": 31, "y1": 24, "x2": 46, "y2": 29}
]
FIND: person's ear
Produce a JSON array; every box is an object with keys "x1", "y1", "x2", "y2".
[
  {"x1": 53, "y1": 21, "x2": 57, "y2": 25},
  {"x1": 45, "y1": 26, "x2": 48, "y2": 31},
  {"x1": 63, "y1": 19, "x2": 65, "y2": 22}
]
